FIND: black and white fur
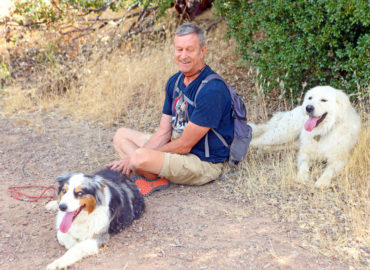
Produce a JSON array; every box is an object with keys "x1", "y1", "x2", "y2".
[{"x1": 45, "y1": 168, "x2": 145, "y2": 270}]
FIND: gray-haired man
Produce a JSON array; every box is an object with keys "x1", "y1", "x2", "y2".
[{"x1": 106, "y1": 23, "x2": 233, "y2": 195}]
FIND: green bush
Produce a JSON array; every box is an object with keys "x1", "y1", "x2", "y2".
[
  {"x1": 214, "y1": 0, "x2": 369, "y2": 101},
  {"x1": 12, "y1": 0, "x2": 170, "y2": 27}
]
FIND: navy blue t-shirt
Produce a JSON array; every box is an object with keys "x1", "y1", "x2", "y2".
[{"x1": 162, "y1": 65, "x2": 233, "y2": 163}]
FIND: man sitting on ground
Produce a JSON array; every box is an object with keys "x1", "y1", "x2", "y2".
[{"x1": 106, "y1": 23, "x2": 234, "y2": 196}]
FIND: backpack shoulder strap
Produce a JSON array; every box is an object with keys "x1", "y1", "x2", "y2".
[
  {"x1": 194, "y1": 73, "x2": 230, "y2": 158},
  {"x1": 172, "y1": 73, "x2": 197, "y2": 107},
  {"x1": 203, "y1": 73, "x2": 224, "y2": 82},
  {"x1": 172, "y1": 72, "x2": 183, "y2": 98},
  {"x1": 193, "y1": 73, "x2": 225, "y2": 107}
]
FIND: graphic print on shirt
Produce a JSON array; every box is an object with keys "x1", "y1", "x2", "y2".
[{"x1": 171, "y1": 94, "x2": 189, "y2": 139}]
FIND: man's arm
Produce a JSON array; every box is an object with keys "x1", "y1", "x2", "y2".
[
  {"x1": 144, "y1": 114, "x2": 209, "y2": 154},
  {"x1": 143, "y1": 114, "x2": 172, "y2": 149},
  {"x1": 157, "y1": 121, "x2": 210, "y2": 154}
]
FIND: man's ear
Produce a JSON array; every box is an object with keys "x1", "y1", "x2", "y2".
[{"x1": 201, "y1": 45, "x2": 207, "y2": 57}]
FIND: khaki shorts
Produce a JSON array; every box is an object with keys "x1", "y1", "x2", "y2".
[{"x1": 159, "y1": 153, "x2": 224, "y2": 185}]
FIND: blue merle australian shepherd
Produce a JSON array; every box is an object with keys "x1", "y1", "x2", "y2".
[{"x1": 45, "y1": 168, "x2": 145, "y2": 270}]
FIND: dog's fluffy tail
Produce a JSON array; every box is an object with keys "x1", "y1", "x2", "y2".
[{"x1": 250, "y1": 106, "x2": 306, "y2": 147}]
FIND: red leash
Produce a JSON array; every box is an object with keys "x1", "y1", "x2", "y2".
[{"x1": 7, "y1": 185, "x2": 57, "y2": 202}]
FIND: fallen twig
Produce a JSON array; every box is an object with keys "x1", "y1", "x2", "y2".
[
  {"x1": 127, "y1": 26, "x2": 165, "y2": 37},
  {"x1": 205, "y1": 17, "x2": 224, "y2": 32},
  {"x1": 21, "y1": 164, "x2": 27, "y2": 180}
]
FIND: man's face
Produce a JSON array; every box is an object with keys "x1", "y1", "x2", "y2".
[{"x1": 174, "y1": 33, "x2": 206, "y2": 76}]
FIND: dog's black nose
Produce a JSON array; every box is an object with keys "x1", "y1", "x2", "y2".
[
  {"x1": 59, "y1": 203, "x2": 67, "y2": 212},
  {"x1": 306, "y1": 105, "x2": 314, "y2": 113}
]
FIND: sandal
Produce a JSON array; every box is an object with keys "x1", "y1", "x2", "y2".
[{"x1": 131, "y1": 176, "x2": 169, "y2": 197}]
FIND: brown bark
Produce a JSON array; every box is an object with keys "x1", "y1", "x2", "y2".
[{"x1": 174, "y1": 0, "x2": 214, "y2": 19}]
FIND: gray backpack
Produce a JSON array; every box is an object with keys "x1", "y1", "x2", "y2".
[{"x1": 173, "y1": 73, "x2": 252, "y2": 166}]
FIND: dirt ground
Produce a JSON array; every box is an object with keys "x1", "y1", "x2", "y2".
[{"x1": 0, "y1": 111, "x2": 349, "y2": 270}]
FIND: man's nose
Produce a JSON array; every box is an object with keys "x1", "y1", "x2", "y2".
[{"x1": 179, "y1": 50, "x2": 188, "y2": 59}]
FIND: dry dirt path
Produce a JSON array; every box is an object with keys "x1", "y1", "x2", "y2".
[{"x1": 0, "y1": 112, "x2": 348, "y2": 269}]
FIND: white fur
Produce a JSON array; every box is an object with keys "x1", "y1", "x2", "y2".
[
  {"x1": 250, "y1": 86, "x2": 361, "y2": 187},
  {"x1": 46, "y1": 239, "x2": 99, "y2": 270},
  {"x1": 45, "y1": 175, "x2": 111, "y2": 270}
]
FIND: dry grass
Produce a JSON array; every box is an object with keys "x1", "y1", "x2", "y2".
[
  {"x1": 220, "y1": 114, "x2": 369, "y2": 266},
  {"x1": 59, "y1": 43, "x2": 175, "y2": 128},
  {"x1": 57, "y1": 20, "x2": 249, "y2": 130},
  {"x1": 1, "y1": 15, "x2": 248, "y2": 128},
  {"x1": 1, "y1": 10, "x2": 369, "y2": 268}
]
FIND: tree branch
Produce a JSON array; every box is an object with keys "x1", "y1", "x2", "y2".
[
  {"x1": 123, "y1": 0, "x2": 153, "y2": 38},
  {"x1": 73, "y1": 0, "x2": 118, "y2": 15},
  {"x1": 61, "y1": 13, "x2": 103, "y2": 35},
  {"x1": 205, "y1": 17, "x2": 224, "y2": 32}
]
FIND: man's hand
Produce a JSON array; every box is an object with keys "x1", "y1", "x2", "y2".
[{"x1": 105, "y1": 157, "x2": 131, "y2": 177}]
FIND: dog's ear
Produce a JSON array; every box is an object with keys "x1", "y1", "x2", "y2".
[
  {"x1": 57, "y1": 173, "x2": 72, "y2": 183},
  {"x1": 335, "y1": 89, "x2": 351, "y2": 111},
  {"x1": 56, "y1": 174, "x2": 72, "y2": 194}
]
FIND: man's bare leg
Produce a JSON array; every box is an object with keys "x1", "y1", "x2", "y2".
[
  {"x1": 106, "y1": 128, "x2": 149, "y2": 175},
  {"x1": 113, "y1": 127, "x2": 149, "y2": 157},
  {"x1": 130, "y1": 148, "x2": 165, "y2": 180}
]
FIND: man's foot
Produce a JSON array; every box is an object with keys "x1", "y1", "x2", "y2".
[{"x1": 131, "y1": 176, "x2": 169, "y2": 197}]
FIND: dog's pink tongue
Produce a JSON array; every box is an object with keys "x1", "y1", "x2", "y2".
[
  {"x1": 59, "y1": 212, "x2": 74, "y2": 233},
  {"x1": 304, "y1": 116, "x2": 321, "y2": 132}
]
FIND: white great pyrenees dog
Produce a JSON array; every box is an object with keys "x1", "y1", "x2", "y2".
[{"x1": 250, "y1": 86, "x2": 361, "y2": 187}]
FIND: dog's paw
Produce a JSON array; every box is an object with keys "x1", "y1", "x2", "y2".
[
  {"x1": 315, "y1": 175, "x2": 331, "y2": 188},
  {"x1": 46, "y1": 261, "x2": 59, "y2": 270},
  {"x1": 45, "y1": 201, "x2": 58, "y2": 211},
  {"x1": 46, "y1": 258, "x2": 68, "y2": 270},
  {"x1": 46, "y1": 261, "x2": 57, "y2": 270},
  {"x1": 296, "y1": 171, "x2": 309, "y2": 184}
]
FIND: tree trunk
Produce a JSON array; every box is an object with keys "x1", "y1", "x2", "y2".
[{"x1": 174, "y1": 0, "x2": 214, "y2": 19}]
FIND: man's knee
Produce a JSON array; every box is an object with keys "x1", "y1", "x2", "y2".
[
  {"x1": 113, "y1": 127, "x2": 131, "y2": 145},
  {"x1": 130, "y1": 148, "x2": 148, "y2": 171}
]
